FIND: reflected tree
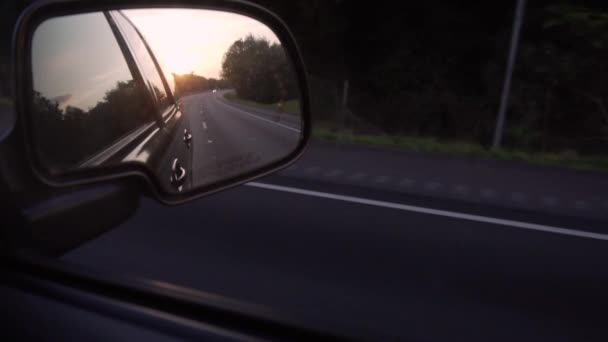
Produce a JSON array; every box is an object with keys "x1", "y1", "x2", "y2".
[
  {"x1": 33, "y1": 79, "x2": 153, "y2": 169},
  {"x1": 221, "y1": 34, "x2": 297, "y2": 104}
]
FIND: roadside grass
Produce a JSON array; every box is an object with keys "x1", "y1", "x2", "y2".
[
  {"x1": 313, "y1": 122, "x2": 608, "y2": 173},
  {"x1": 224, "y1": 91, "x2": 300, "y2": 115}
]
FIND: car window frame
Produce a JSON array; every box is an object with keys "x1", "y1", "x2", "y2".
[
  {"x1": 13, "y1": 0, "x2": 312, "y2": 205},
  {"x1": 27, "y1": 11, "x2": 161, "y2": 169},
  {"x1": 110, "y1": 10, "x2": 176, "y2": 121},
  {"x1": 65, "y1": 11, "x2": 163, "y2": 167}
]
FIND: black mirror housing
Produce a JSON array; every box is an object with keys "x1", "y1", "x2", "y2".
[{"x1": 11, "y1": 0, "x2": 311, "y2": 205}]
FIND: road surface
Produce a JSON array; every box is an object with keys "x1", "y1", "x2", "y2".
[
  {"x1": 178, "y1": 91, "x2": 301, "y2": 188},
  {"x1": 64, "y1": 92, "x2": 608, "y2": 340}
]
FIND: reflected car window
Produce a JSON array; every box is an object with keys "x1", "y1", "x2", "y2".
[
  {"x1": 31, "y1": 12, "x2": 154, "y2": 171},
  {"x1": 113, "y1": 11, "x2": 172, "y2": 114}
]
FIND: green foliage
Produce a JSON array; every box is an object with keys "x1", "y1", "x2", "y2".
[
  {"x1": 32, "y1": 80, "x2": 153, "y2": 169},
  {"x1": 507, "y1": 2, "x2": 608, "y2": 155},
  {"x1": 224, "y1": 91, "x2": 300, "y2": 115},
  {"x1": 221, "y1": 35, "x2": 297, "y2": 104},
  {"x1": 172, "y1": 73, "x2": 228, "y2": 98},
  {"x1": 313, "y1": 122, "x2": 608, "y2": 172}
]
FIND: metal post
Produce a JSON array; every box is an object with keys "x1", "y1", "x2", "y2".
[
  {"x1": 342, "y1": 79, "x2": 349, "y2": 108},
  {"x1": 492, "y1": 0, "x2": 527, "y2": 149},
  {"x1": 338, "y1": 80, "x2": 349, "y2": 128}
]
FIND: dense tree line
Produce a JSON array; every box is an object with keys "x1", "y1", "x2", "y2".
[
  {"x1": 249, "y1": 0, "x2": 608, "y2": 155},
  {"x1": 4, "y1": 1, "x2": 608, "y2": 156},
  {"x1": 32, "y1": 80, "x2": 154, "y2": 169},
  {"x1": 172, "y1": 73, "x2": 228, "y2": 98},
  {"x1": 221, "y1": 35, "x2": 298, "y2": 104}
]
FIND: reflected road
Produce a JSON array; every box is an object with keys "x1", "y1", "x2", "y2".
[{"x1": 178, "y1": 90, "x2": 301, "y2": 187}]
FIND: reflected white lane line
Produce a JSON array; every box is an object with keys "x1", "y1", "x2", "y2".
[
  {"x1": 214, "y1": 96, "x2": 301, "y2": 133},
  {"x1": 246, "y1": 182, "x2": 608, "y2": 242}
]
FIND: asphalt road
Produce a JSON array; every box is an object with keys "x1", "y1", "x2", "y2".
[
  {"x1": 178, "y1": 91, "x2": 301, "y2": 188},
  {"x1": 64, "y1": 170, "x2": 608, "y2": 341},
  {"x1": 59, "y1": 90, "x2": 608, "y2": 341}
]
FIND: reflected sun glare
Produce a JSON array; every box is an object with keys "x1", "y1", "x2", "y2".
[{"x1": 125, "y1": 9, "x2": 279, "y2": 79}]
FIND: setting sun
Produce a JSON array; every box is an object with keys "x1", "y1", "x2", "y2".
[{"x1": 124, "y1": 9, "x2": 279, "y2": 79}]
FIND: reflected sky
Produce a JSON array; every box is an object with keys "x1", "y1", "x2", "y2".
[
  {"x1": 125, "y1": 9, "x2": 279, "y2": 78},
  {"x1": 32, "y1": 12, "x2": 133, "y2": 111},
  {"x1": 32, "y1": 9, "x2": 280, "y2": 112}
]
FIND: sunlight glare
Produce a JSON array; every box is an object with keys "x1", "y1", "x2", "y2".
[{"x1": 125, "y1": 9, "x2": 279, "y2": 79}]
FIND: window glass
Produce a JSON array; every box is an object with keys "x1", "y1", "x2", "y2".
[
  {"x1": 113, "y1": 12, "x2": 172, "y2": 113},
  {"x1": 31, "y1": 12, "x2": 154, "y2": 169}
]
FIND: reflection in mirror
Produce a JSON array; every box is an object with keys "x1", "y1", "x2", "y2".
[{"x1": 30, "y1": 9, "x2": 302, "y2": 194}]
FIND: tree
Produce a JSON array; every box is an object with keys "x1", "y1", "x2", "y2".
[
  {"x1": 221, "y1": 35, "x2": 297, "y2": 104},
  {"x1": 32, "y1": 80, "x2": 153, "y2": 169}
]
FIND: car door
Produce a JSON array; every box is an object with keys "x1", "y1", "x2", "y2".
[
  {"x1": 29, "y1": 11, "x2": 161, "y2": 173},
  {"x1": 109, "y1": 11, "x2": 193, "y2": 193},
  {"x1": 29, "y1": 10, "x2": 192, "y2": 194}
]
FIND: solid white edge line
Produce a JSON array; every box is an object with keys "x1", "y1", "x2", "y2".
[
  {"x1": 246, "y1": 182, "x2": 608, "y2": 241},
  {"x1": 215, "y1": 96, "x2": 301, "y2": 133}
]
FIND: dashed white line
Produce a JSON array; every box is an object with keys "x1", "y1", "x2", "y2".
[
  {"x1": 304, "y1": 166, "x2": 321, "y2": 174},
  {"x1": 574, "y1": 200, "x2": 589, "y2": 210},
  {"x1": 349, "y1": 173, "x2": 367, "y2": 181},
  {"x1": 453, "y1": 184, "x2": 470, "y2": 195},
  {"x1": 246, "y1": 182, "x2": 608, "y2": 242},
  {"x1": 480, "y1": 188, "x2": 497, "y2": 199},
  {"x1": 510, "y1": 192, "x2": 527, "y2": 202},
  {"x1": 325, "y1": 169, "x2": 343, "y2": 178},
  {"x1": 202, "y1": 121, "x2": 207, "y2": 130},
  {"x1": 399, "y1": 178, "x2": 414, "y2": 187},
  {"x1": 424, "y1": 181, "x2": 442, "y2": 191},
  {"x1": 541, "y1": 196, "x2": 558, "y2": 207},
  {"x1": 374, "y1": 176, "x2": 390, "y2": 184}
]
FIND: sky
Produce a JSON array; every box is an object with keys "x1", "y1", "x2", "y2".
[
  {"x1": 32, "y1": 9, "x2": 280, "y2": 111},
  {"x1": 125, "y1": 8, "x2": 279, "y2": 78}
]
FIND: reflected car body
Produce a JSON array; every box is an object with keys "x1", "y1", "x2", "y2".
[{"x1": 30, "y1": 10, "x2": 193, "y2": 193}]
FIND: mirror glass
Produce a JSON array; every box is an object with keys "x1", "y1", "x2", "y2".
[{"x1": 29, "y1": 8, "x2": 302, "y2": 193}]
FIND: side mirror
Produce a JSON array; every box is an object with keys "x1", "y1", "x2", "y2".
[{"x1": 13, "y1": 1, "x2": 310, "y2": 204}]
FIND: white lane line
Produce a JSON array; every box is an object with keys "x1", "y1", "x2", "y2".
[
  {"x1": 202, "y1": 121, "x2": 207, "y2": 130},
  {"x1": 510, "y1": 192, "x2": 527, "y2": 203},
  {"x1": 574, "y1": 200, "x2": 589, "y2": 210},
  {"x1": 246, "y1": 182, "x2": 608, "y2": 241},
  {"x1": 349, "y1": 173, "x2": 367, "y2": 181},
  {"x1": 424, "y1": 181, "x2": 442, "y2": 191},
  {"x1": 216, "y1": 98, "x2": 301, "y2": 133},
  {"x1": 453, "y1": 184, "x2": 470, "y2": 195},
  {"x1": 399, "y1": 178, "x2": 414, "y2": 187},
  {"x1": 480, "y1": 188, "x2": 497, "y2": 199},
  {"x1": 374, "y1": 176, "x2": 390, "y2": 184},
  {"x1": 325, "y1": 169, "x2": 343, "y2": 178},
  {"x1": 304, "y1": 166, "x2": 321, "y2": 174}
]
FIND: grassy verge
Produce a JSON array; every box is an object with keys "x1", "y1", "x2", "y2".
[
  {"x1": 224, "y1": 91, "x2": 300, "y2": 115},
  {"x1": 313, "y1": 123, "x2": 608, "y2": 173}
]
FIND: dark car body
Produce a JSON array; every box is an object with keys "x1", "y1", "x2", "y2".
[{"x1": 30, "y1": 10, "x2": 193, "y2": 193}]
